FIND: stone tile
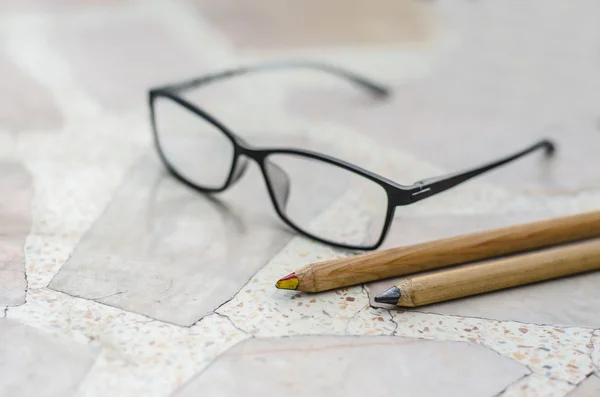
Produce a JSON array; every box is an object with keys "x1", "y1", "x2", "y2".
[
  {"x1": 0, "y1": 318, "x2": 97, "y2": 397},
  {"x1": 483, "y1": 322, "x2": 593, "y2": 384},
  {"x1": 392, "y1": 311, "x2": 487, "y2": 344},
  {"x1": 347, "y1": 305, "x2": 487, "y2": 343},
  {"x1": 187, "y1": 0, "x2": 435, "y2": 49},
  {"x1": 592, "y1": 331, "x2": 600, "y2": 372},
  {"x1": 1, "y1": 0, "x2": 126, "y2": 10},
  {"x1": 345, "y1": 306, "x2": 397, "y2": 336},
  {"x1": 348, "y1": 307, "x2": 594, "y2": 384},
  {"x1": 0, "y1": 48, "x2": 62, "y2": 133},
  {"x1": 568, "y1": 376, "x2": 600, "y2": 397},
  {"x1": 48, "y1": 19, "x2": 207, "y2": 110},
  {"x1": 215, "y1": 195, "x2": 375, "y2": 336},
  {"x1": 349, "y1": 307, "x2": 594, "y2": 384},
  {"x1": 19, "y1": 114, "x2": 149, "y2": 289},
  {"x1": 367, "y1": 213, "x2": 600, "y2": 328},
  {"x1": 286, "y1": 0, "x2": 600, "y2": 193},
  {"x1": 0, "y1": 161, "x2": 33, "y2": 306},
  {"x1": 209, "y1": 223, "x2": 370, "y2": 337},
  {"x1": 49, "y1": 149, "x2": 348, "y2": 326},
  {"x1": 172, "y1": 335, "x2": 527, "y2": 397},
  {"x1": 500, "y1": 374, "x2": 574, "y2": 397},
  {"x1": 8, "y1": 288, "x2": 249, "y2": 397}
]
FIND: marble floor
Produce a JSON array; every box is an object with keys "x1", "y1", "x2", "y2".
[{"x1": 1, "y1": 1, "x2": 600, "y2": 396}]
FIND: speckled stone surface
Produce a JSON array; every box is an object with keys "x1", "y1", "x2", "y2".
[
  {"x1": 1, "y1": 0, "x2": 600, "y2": 396},
  {"x1": 172, "y1": 336, "x2": 527, "y2": 397},
  {"x1": 500, "y1": 374, "x2": 575, "y2": 397}
]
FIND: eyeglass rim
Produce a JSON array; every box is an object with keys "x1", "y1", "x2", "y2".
[{"x1": 148, "y1": 90, "x2": 399, "y2": 250}]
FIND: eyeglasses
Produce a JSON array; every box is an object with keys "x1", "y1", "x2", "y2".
[{"x1": 148, "y1": 60, "x2": 555, "y2": 251}]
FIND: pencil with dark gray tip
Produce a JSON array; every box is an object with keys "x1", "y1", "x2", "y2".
[
  {"x1": 275, "y1": 210, "x2": 600, "y2": 293},
  {"x1": 374, "y1": 238, "x2": 600, "y2": 307}
]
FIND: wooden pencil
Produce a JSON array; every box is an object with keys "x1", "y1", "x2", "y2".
[
  {"x1": 374, "y1": 238, "x2": 600, "y2": 307},
  {"x1": 275, "y1": 210, "x2": 600, "y2": 292}
]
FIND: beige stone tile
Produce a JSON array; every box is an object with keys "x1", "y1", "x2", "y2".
[
  {"x1": 0, "y1": 161, "x2": 33, "y2": 306},
  {"x1": 286, "y1": 0, "x2": 600, "y2": 193},
  {"x1": 0, "y1": 48, "x2": 62, "y2": 133},
  {"x1": 48, "y1": 19, "x2": 207, "y2": 110},
  {"x1": 567, "y1": 375, "x2": 600, "y2": 397},
  {"x1": 172, "y1": 335, "x2": 527, "y2": 397},
  {"x1": 367, "y1": 213, "x2": 600, "y2": 327},
  {"x1": 187, "y1": 0, "x2": 435, "y2": 49},
  {"x1": 0, "y1": 318, "x2": 98, "y2": 397}
]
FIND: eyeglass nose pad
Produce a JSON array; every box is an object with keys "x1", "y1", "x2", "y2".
[
  {"x1": 230, "y1": 156, "x2": 249, "y2": 184},
  {"x1": 264, "y1": 160, "x2": 290, "y2": 212}
]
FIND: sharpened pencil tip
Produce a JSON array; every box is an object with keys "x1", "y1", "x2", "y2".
[
  {"x1": 276, "y1": 273, "x2": 299, "y2": 290},
  {"x1": 374, "y1": 286, "x2": 401, "y2": 305}
]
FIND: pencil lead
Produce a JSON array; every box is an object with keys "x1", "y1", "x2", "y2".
[
  {"x1": 374, "y1": 286, "x2": 401, "y2": 305},
  {"x1": 275, "y1": 273, "x2": 299, "y2": 290}
]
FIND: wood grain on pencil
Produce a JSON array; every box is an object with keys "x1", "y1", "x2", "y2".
[
  {"x1": 276, "y1": 210, "x2": 600, "y2": 292},
  {"x1": 378, "y1": 238, "x2": 600, "y2": 307}
]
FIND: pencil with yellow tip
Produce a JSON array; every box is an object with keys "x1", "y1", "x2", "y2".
[{"x1": 275, "y1": 210, "x2": 600, "y2": 293}]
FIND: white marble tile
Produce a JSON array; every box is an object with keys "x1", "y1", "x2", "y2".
[
  {"x1": 172, "y1": 335, "x2": 528, "y2": 397},
  {"x1": 0, "y1": 318, "x2": 98, "y2": 397},
  {"x1": 500, "y1": 374, "x2": 575, "y2": 397}
]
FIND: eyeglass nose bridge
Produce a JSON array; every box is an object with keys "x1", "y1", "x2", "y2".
[
  {"x1": 230, "y1": 153, "x2": 249, "y2": 185},
  {"x1": 262, "y1": 160, "x2": 291, "y2": 212},
  {"x1": 228, "y1": 146, "x2": 292, "y2": 212},
  {"x1": 228, "y1": 137, "x2": 254, "y2": 185}
]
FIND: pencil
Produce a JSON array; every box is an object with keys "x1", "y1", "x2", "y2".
[
  {"x1": 275, "y1": 210, "x2": 600, "y2": 292},
  {"x1": 374, "y1": 238, "x2": 600, "y2": 307}
]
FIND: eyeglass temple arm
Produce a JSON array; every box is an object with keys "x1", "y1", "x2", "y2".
[
  {"x1": 157, "y1": 60, "x2": 390, "y2": 97},
  {"x1": 403, "y1": 139, "x2": 555, "y2": 204}
]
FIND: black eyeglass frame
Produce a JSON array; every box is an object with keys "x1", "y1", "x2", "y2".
[{"x1": 148, "y1": 60, "x2": 555, "y2": 251}]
